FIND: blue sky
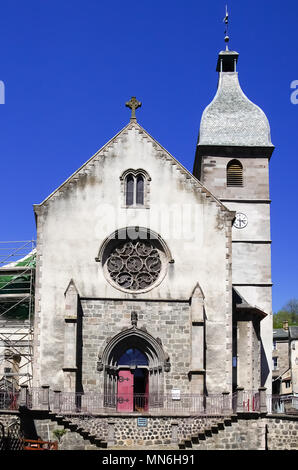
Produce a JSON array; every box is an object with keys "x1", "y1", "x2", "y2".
[{"x1": 0, "y1": 0, "x2": 297, "y2": 313}]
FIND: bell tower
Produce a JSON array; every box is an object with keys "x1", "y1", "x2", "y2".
[{"x1": 193, "y1": 29, "x2": 275, "y2": 391}]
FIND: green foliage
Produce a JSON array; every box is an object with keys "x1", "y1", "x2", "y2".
[
  {"x1": 273, "y1": 298, "x2": 298, "y2": 328},
  {"x1": 52, "y1": 428, "x2": 66, "y2": 442}
]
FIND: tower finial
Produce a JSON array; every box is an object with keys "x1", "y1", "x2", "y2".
[{"x1": 223, "y1": 4, "x2": 229, "y2": 50}]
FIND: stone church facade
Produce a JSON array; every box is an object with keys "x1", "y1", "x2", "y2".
[{"x1": 32, "y1": 46, "x2": 274, "y2": 413}]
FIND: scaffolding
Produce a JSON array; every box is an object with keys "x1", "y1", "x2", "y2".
[{"x1": 0, "y1": 241, "x2": 36, "y2": 392}]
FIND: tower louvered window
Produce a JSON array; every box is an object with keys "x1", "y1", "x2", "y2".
[{"x1": 227, "y1": 160, "x2": 243, "y2": 187}]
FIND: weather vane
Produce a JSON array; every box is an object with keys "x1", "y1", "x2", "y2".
[{"x1": 223, "y1": 5, "x2": 229, "y2": 50}]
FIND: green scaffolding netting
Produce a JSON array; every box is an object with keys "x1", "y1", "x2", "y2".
[{"x1": 0, "y1": 253, "x2": 35, "y2": 320}]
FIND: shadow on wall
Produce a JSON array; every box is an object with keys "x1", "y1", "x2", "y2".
[{"x1": 261, "y1": 340, "x2": 270, "y2": 387}]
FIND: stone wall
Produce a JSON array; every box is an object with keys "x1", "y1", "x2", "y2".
[
  {"x1": 34, "y1": 419, "x2": 98, "y2": 450},
  {"x1": 81, "y1": 299, "x2": 191, "y2": 395},
  {"x1": 31, "y1": 413, "x2": 298, "y2": 450},
  {"x1": 1, "y1": 411, "x2": 298, "y2": 450},
  {"x1": 197, "y1": 416, "x2": 266, "y2": 450},
  {"x1": 34, "y1": 418, "x2": 100, "y2": 450},
  {"x1": 265, "y1": 415, "x2": 298, "y2": 450},
  {"x1": 33, "y1": 414, "x2": 223, "y2": 449},
  {"x1": 182, "y1": 414, "x2": 298, "y2": 450},
  {"x1": 109, "y1": 416, "x2": 221, "y2": 447}
]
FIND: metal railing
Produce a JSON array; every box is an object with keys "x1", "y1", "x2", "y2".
[
  {"x1": 23, "y1": 439, "x2": 58, "y2": 450},
  {"x1": 268, "y1": 395, "x2": 298, "y2": 414},
  {"x1": 2, "y1": 387, "x2": 296, "y2": 416},
  {"x1": 49, "y1": 391, "x2": 230, "y2": 415},
  {"x1": 232, "y1": 390, "x2": 261, "y2": 413},
  {"x1": 0, "y1": 388, "x2": 232, "y2": 415},
  {"x1": 0, "y1": 390, "x2": 19, "y2": 410}
]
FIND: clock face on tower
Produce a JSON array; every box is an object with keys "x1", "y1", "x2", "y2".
[{"x1": 233, "y1": 212, "x2": 248, "y2": 229}]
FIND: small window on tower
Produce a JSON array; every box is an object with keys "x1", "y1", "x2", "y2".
[{"x1": 227, "y1": 160, "x2": 243, "y2": 187}]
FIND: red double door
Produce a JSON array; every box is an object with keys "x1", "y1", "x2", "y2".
[{"x1": 117, "y1": 369, "x2": 148, "y2": 412}]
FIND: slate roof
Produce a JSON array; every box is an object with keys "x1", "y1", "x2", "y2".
[
  {"x1": 273, "y1": 328, "x2": 289, "y2": 340},
  {"x1": 198, "y1": 69, "x2": 273, "y2": 147},
  {"x1": 289, "y1": 326, "x2": 298, "y2": 340}
]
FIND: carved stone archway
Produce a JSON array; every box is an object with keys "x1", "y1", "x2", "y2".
[{"x1": 97, "y1": 326, "x2": 170, "y2": 410}]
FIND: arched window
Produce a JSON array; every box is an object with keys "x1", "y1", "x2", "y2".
[
  {"x1": 136, "y1": 175, "x2": 144, "y2": 205},
  {"x1": 227, "y1": 160, "x2": 243, "y2": 187},
  {"x1": 126, "y1": 174, "x2": 134, "y2": 206},
  {"x1": 121, "y1": 170, "x2": 151, "y2": 208},
  {"x1": 125, "y1": 173, "x2": 144, "y2": 206}
]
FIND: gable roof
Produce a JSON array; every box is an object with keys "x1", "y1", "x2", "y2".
[{"x1": 33, "y1": 121, "x2": 233, "y2": 216}]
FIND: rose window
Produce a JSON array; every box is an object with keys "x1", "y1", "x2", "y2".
[{"x1": 106, "y1": 240, "x2": 162, "y2": 291}]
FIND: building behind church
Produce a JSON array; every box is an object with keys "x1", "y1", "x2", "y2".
[{"x1": 273, "y1": 322, "x2": 298, "y2": 400}]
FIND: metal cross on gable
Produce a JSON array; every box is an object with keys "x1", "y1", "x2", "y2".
[{"x1": 126, "y1": 96, "x2": 142, "y2": 121}]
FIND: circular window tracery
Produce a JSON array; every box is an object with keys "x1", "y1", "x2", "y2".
[
  {"x1": 107, "y1": 240, "x2": 162, "y2": 291},
  {"x1": 99, "y1": 228, "x2": 171, "y2": 294}
]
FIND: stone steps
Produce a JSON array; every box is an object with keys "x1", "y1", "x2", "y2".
[
  {"x1": 48, "y1": 412, "x2": 108, "y2": 449},
  {"x1": 178, "y1": 416, "x2": 238, "y2": 450}
]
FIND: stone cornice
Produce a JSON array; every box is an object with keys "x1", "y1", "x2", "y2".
[{"x1": 196, "y1": 144, "x2": 275, "y2": 159}]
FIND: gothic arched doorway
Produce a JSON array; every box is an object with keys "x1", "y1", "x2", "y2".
[{"x1": 99, "y1": 327, "x2": 170, "y2": 412}]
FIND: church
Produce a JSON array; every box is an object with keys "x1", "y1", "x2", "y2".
[{"x1": 31, "y1": 40, "x2": 274, "y2": 416}]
